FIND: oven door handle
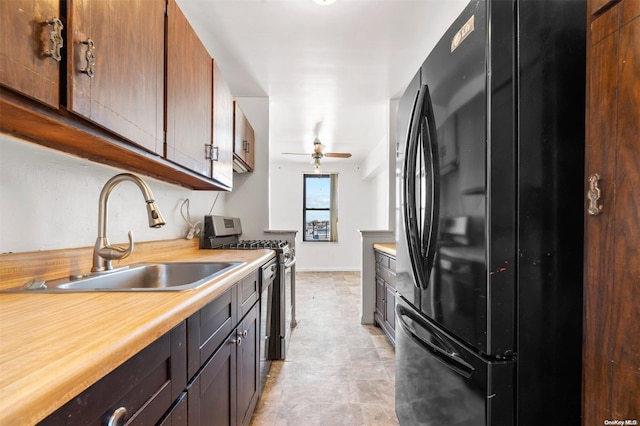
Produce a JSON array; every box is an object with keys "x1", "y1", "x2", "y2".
[{"x1": 284, "y1": 255, "x2": 296, "y2": 269}]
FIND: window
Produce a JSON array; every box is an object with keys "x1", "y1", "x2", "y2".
[{"x1": 303, "y1": 173, "x2": 338, "y2": 242}]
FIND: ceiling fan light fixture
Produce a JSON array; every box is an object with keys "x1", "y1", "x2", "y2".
[
  {"x1": 312, "y1": 0, "x2": 337, "y2": 5},
  {"x1": 314, "y1": 157, "x2": 322, "y2": 174}
]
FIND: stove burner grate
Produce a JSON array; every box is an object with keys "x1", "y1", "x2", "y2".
[{"x1": 222, "y1": 239, "x2": 289, "y2": 250}]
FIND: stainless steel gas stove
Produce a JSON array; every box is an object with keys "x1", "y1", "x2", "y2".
[{"x1": 200, "y1": 215, "x2": 296, "y2": 361}]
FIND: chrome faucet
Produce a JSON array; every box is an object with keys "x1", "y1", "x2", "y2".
[{"x1": 92, "y1": 173, "x2": 166, "y2": 273}]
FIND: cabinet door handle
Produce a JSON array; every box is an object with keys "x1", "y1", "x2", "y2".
[
  {"x1": 230, "y1": 336, "x2": 242, "y2": 346},
  {"x1": 81, "y1": 39, "x2": 96, "y2": 78},
  {"x1": 587, "y1": 173, "x2": 603, "y2": 216},
  {"x1": 105, "y1": 406, "x2": 128, "y2": 426},
  {"x1": 43, "y1": 18, "x2": 63, "y2": 62}
]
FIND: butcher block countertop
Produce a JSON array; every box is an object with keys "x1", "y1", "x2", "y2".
[
  {"x1": 373, "y1": 243, "x2": 396, "y2": 257},
  {"x1": 0, "y1": 239, "x2": 275, "y2": 425}
]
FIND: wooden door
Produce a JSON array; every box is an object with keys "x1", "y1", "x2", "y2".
[
  {"x1": 583, "y1": 0, "x2": 640, "y2": 423},
  {"x1": 212, "y1": 60, "x2": 234, "y2": 189},
  {"x1": 67, "y1": 0, "x2": 164, "y2": 155},
  {"x1": 0, "y1": 0, "x2": 60, "y2": 108},
  {"x1": 166, "y1": 0, "x2": 212, "y2": 177}
]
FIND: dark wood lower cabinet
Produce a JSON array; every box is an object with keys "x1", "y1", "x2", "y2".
[
  {"x1": 40, "y1": 267, "x2": 265, "y2": 425},
  {"x1": 187, "y1": 301, "x2": 259, "y2": 426}
]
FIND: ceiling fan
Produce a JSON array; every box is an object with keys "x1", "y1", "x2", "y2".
[{"x1": 283, "y1": 138, "x2": 352, "y2": 171}]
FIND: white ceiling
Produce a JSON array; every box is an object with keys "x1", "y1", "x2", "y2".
[{"x1": 176, "y1": 0, "x2": 468, "y2": 165}]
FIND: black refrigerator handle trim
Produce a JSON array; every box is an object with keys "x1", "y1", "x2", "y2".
[
  {"x1": 396, "y1": 302, "x2": 475, "y2": 379},
  {"x1": 403, "y1": 85, "x2": 430, "y2": 291},
  {"x1": 421, "y1": 85, "x2": 441, "y2": 281}
]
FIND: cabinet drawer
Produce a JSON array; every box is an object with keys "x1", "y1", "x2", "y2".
[
  {"x1": 188, "y1": 287, "x2": 236, "y2": 380},
  {"x1": 41, "y1": 322, "x2": 186, "y2": 426},
  {"x1": 389, "y1": 257, "x2": 396, "y2": 272},
  {"x1": 238, "y1": 270, "x2": 259, "y2": 320},
  {"x1": 376, "y1": 264, "x2": 396, "y2": 288},
  {"x1": 374, "y1": 251, "x2": 390, "y2": 268}
]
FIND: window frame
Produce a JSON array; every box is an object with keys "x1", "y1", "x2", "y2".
[{"x1": 302, "y1": 173, "x2": 336, "y2": 242}]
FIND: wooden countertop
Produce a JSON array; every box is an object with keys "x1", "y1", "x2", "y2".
[
  {"x1": 373, "y1": 243, "x2": 396, "y2": 257},
  {"x1": 0, "y1": 240, "x2": 275, "y2": 425}
]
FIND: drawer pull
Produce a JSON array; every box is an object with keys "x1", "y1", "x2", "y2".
[{"x1": 106, "y1": 406, "x2": 128, "y2": 426}]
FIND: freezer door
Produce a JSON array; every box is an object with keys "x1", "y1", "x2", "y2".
[{"x1": 395, "y1": 296, "x2": 513, "y2": 425}]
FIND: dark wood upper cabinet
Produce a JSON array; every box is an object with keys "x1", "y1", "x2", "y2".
[
  {"x1": 583, "y1": 0, "x2": 640, "y2": 423},
  {"x1": 212, "y1": 60, "x2": 234, "y2": 189},
  {"x1": 0, "y1": 0, "x2": 252, "y2": 190},
  {"x1": 67, "y1": 0, "x2": 165, "y2": 155},
  {"x1": 166, "y1": 0, "x2": 213, "y2": 178},
  {"x1": 0, "y1": 0, "x2": 61, "y2": 108}
]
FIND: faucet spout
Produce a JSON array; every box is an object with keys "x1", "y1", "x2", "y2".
[{"x1": 92, "y1": 173, "x2": 166, "y2": 273}]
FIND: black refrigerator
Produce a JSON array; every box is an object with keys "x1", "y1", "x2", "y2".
[{"x1": 395, "y1": 0, "x2": 586, "y2": 424}]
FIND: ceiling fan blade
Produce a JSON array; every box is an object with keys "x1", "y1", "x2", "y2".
[
  {"x1": 324, "y1": 152, "x2": 352, "y2": 158},
  {"x1": 282, "y1": 152, "x2": 312, "y2": 155}
]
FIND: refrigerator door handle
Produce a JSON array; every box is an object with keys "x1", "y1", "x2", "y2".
[
  {"x1": 420, "y1": 85, "x2": 440, "y2": 274},
  {"x1": 403, "y1": 86, "x2": 431, "y2": 290},
  {"x1": 396, "y1": 302, "x2": 475, "y2": 378}
]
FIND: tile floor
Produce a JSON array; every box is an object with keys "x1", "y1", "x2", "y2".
[{"x1": 250, "y1": 271, "x2": 399, "y2": 426}]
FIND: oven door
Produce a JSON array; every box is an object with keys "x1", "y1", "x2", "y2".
[
  {"x1": 259, "y1": 259, "x2": 276, "y2": 390},
  {"x1": 270, "y1": 250, "x2": 296, "y2": 360}
]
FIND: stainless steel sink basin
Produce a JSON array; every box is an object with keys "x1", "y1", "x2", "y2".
[{"x1": 4, "y1": 262, "x2": 244, "y2": 293}]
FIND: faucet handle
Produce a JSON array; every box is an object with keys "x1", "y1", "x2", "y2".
[{"x1": 98, "y1": 231, "x2": 134, "y2": 261}]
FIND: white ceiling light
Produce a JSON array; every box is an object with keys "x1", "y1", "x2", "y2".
[{"x1": 313, "y1": 0, "x2": 337, "y2": 5}]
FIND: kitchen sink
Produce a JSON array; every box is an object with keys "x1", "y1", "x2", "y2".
[{"x1": 4, "y1": 262, "x2": 245, "y2": 293}]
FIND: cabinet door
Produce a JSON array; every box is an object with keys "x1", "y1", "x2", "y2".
[
  {"x1": 67, "y1": 0, "x2": 164, "y2": 155},
  {"x1": 0, "y1": 0, "x2": 60, "y2": 108},
  {"x1": 166, "y1": 0, "x2": 213, "y2": 177},
  {"x1": 237, "y1": 303, "x2": 259, "y2": 426},
  {"x1": 212, "y1": 60, "x2": 234, "y2": 189},
  {"x1": 583, "y1": 0, "x2": 640, "y2": 423},
  {"x1": 385, "y1": 284, "x2": 396, "y2": 332},
  {"x1": 243, "y1": 119, "x2": 255, "y2": 171},
  {"x1": 233, "y1": 102, "x2": 247, "y2": 161},
  {"x1": 187, "y1": 287, "x2": 235, "y2": 380},
  {"x1": 188, "y1": 333, "x2": 237, "y2": 426}
]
